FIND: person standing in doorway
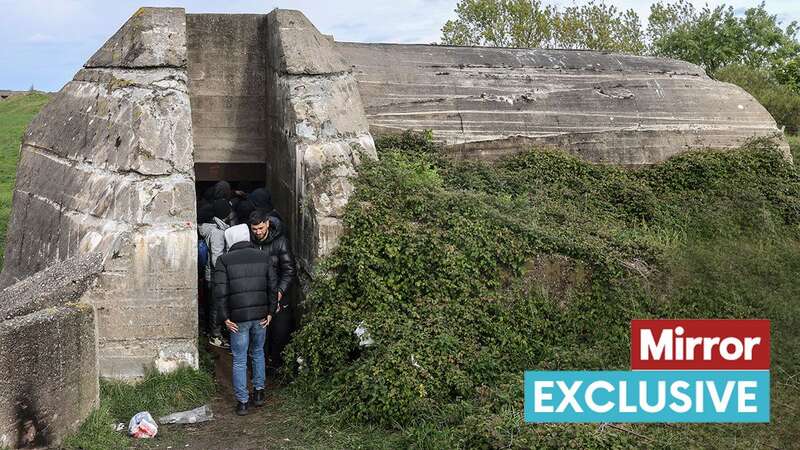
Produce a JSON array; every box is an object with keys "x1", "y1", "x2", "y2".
[
  {"x1": 197, "y1": 199, "x2": 233, "y2": 348},
  {"x1": 248, "y1": 210, "x2": 296, "y2": 372},
  {"x1": 213, "y1": 224, "x2": 279, "y2": 416}
]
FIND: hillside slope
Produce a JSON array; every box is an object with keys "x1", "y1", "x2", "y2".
[{"x1": 0, "y1": 93, "x2": 50, "y2": 269}]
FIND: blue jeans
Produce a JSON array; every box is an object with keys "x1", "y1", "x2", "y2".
[{"x1": 229, "y1": 320, "x2": 267, "y2": 403}]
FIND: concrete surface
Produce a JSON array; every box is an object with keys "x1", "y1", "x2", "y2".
[
  {"x1": 336, "y1": 42, "x2": 789, "y2": 164},
  {"x1": 187, "y1": 14, "x2": 269, "y2": 166},
  {"x1": 266, "y1": 9, "x2": 376, "y2": 283},
  {"x1": 1, "y1": 7, "x2": 789, "y2": 389},
  {"x1": 0, "y1": 7, "x2": 198, "y2": 379},
  {"x1": 0, "y1": 254, "x2": 101, "y2": 449}
]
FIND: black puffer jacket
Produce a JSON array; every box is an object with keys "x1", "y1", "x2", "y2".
[
  {"x1": 252, "y1": 215, "x2": 296, "y2": 295},
  {"x1": 213, "y1": 241, "x2": 278, "y2": 323}
]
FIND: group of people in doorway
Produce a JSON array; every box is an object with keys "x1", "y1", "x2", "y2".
[{"x1": 196, "y1": 181, "x2": 296, "y2": 416}]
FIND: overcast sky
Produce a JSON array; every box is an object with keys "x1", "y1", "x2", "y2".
[{"x1": 1, "y1": 0, "x2": 798, "y2": 91}]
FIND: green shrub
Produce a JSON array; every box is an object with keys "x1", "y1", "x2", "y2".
[
  {"x1": 286, "y1": 132, "x2": 800, "y2": 447},
  {"x1": 789, "y1": 134, "x2": 799, "y2": 162}
]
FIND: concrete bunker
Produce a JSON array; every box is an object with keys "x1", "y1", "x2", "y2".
[
  {"x1": 0, "y1": 7, "x2": 785, "y2": 382},
  {"x1": 0, "y1": 8, "x2": 376, "y2": 379}
]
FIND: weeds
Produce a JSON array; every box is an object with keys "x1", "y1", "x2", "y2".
[{"x1": 63, "y1": 367, "x2": 214, "y2": 450}]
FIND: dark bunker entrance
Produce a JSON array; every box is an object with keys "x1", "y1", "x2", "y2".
[
  {"x1": 194, "y1": 169, "x2": 270, "y2": 357},
  {"x1": 187, "y1": 13, "x2": 293, "y2": 371},
  {"x1": 193, "y1": 167, "x2": 294, "y2": 372}
]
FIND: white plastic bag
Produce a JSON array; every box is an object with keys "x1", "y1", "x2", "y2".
[
  {"x1": 158, "y1": 405, "x2": 213, "y2": 424},
  {"x1": 128, "y1": 411, "x2": 158, "y2": 438},
  {"x1": 354, "y1": 321, "x2": 375, "y2": 347}
]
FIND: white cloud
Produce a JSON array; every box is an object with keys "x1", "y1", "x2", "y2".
[
  {"x1": 26, "y1": 33, "x2": 59, "y2": 44},
  {"x1": 0, "y1": 0, "x2": 797, "y2": 90}
]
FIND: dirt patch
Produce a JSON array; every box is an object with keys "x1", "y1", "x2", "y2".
[{"x1": 132, "y1": 346, "x2": 297, "y2": 450}]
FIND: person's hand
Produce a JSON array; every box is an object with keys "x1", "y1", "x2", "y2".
[
  {"x1": 276, "y1": 292, "x2": 284, "y2": 313},
  {"x1": 260, "y1": 315, "x2": 272, "y2": 328},
  {"x1": 234, "y1": 190, "x2": 247, "y2": 198},
  {"x1": 225, "y1": 319, "x2": 238, "y2": 333}
]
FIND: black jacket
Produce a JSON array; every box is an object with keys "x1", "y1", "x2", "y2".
[
  {"x1": 213, "y1": 241, "x2": 278, "y2": 323},
  {"x1": 252, "y1": 215, "x2": 296, "y2": 295}
]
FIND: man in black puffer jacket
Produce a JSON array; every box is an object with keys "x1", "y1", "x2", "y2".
[
  {"x1": 248, "y1": 210, "x2": 297, "y2": 371},
  {"x1": 213, "y1": 224, "x2": 278, "y2": 416}
]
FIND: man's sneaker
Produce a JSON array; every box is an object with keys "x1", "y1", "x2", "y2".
[
  {"x1": 208, "y1": 336, "x2": 225, "y2": 348},
  {"x1": 236, "y1": 401, "x2": 249, "y2": 416},
  {"x1": 253, "y1": 389, "x2": 265, "y2": 407}
]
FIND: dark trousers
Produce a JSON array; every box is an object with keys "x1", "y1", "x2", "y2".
[
  {"x1": 206, "y1": 280, "x2": 222, "y2": 337},
  {"x1": 267, "y1": 306, "x2": 293, "y2": 369}
]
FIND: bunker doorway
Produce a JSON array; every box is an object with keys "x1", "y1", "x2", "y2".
[{"x1": 194, "y1": 162, "x2": 269, "y2": 347}]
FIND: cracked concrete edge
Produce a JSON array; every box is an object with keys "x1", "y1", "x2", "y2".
[
  {"x1": 0, "y1": 257, "x2": 102, "y2": 446},
  {"x1": 85, "y1": 7, "x2": 187, "y2": 69},
  {"x1": 23, "y1": 66, "x2": 194, "y2": 178},
  {"x1": 1, "y1": 5, "x2": 198, "y2": 379},
  {"x1": 266, "y1": 9, "x2": 348, "y2": 75},
  {"x1": 266, "y1": 9, "x2": 376, "y2": 280},
  {"x1": 0, "y1": 302, "x2": 98, "y2": 449},
  {"x1": 0, "y1": 253, "x2": 104, "y2": 317}
]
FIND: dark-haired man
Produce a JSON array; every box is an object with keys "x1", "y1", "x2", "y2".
[
  {"x1": 248, "y1": 210, "x2": 296, "y2": 371},
  {"x1": 234, "y1": 187, "x2": 278, "y2": 225},
  {"x1": 214, "y1": 224, "x2": 279, "y2": 416}
]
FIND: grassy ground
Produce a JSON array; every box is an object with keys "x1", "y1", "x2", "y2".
[
  {"x1": 62, "y1": 367, "x2": 215, "y2": 450},
  {"x1": 789, "y1": 134, "x2": 799, "y2": 161},
  {"x1": 62, "y1": 344, "x2": 404, "y2": 450},
  {"x1": 0, "y1": 93, "x2": 49, "y2": 270}
]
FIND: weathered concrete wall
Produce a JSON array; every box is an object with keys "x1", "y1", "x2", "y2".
[
  {"x1": 0, "y1": 7, "x2": 198, "y2": 378},
  {"x1": 336, "y1": 43, "x2": 788, "y2": 165},
  {"x1": 187, "y1": 14, "x2": 268, "y2": 169},
  {"x1": 4, "y1": 6, "x2": 788, "y2": 389},
  {"x1": 266, "y1": 10, "x2": 376, "y2": 280},
  {"x1": 0, "y1": 254, "x2": 102, "y2": 449}
]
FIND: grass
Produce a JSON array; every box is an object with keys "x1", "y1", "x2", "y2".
[
  {"x1": 789, "y1": 134, "x2": 799, "y2": 161},
  {"x1": 61, "y1": 404, "x2": 129, "y2": 450},
  {"x1": 255, "y1": 388, "x2": 406, "y2": 449},
  {"x1": 62, "y1": 367, "x2": 215, "y2": 450},
  {"x1": 0, "y1": 93, "x2": 49, "y2": 270}
]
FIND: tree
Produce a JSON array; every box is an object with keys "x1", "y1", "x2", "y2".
[
  {"x1": 647, "y1": 1, "x2": 744, "y2": 73},
  {"x1": 441, "y1": 0, "x2": 557, "y2": 48},
  {"x1": 647, "y1": 1, "x2": 800, "y2": 91},
  {"x1": 556, "y1": 2, "x2": 644, "y2": 53},
  {"x1": 441, "y1": 0, "x2": 644, "y2": 53}
]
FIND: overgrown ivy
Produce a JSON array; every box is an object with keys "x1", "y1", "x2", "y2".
[{"x1": 285, "y1": 132, "x2": 800, "y2": 448}]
